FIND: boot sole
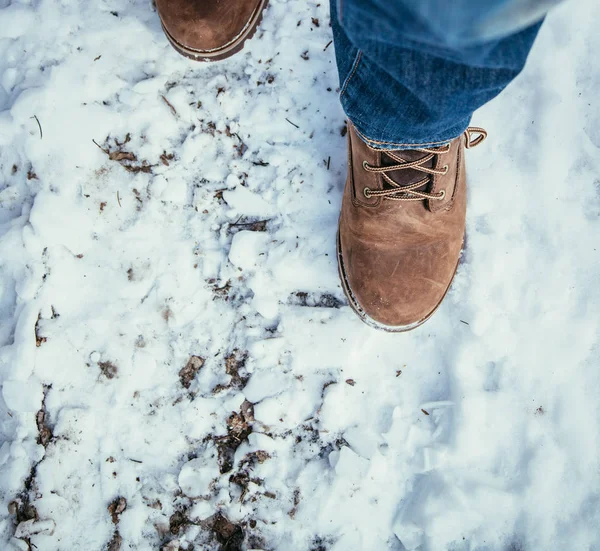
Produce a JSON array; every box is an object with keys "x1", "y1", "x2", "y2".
[
  {"x1": 160, "y1": 0, "x2": 268, "y2": 62},
  {"x1": 336, "y1": 230, "x2": 461, "y2": 333}
]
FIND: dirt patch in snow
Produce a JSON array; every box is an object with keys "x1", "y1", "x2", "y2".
[{"x1": 179, "y1": 356, "x2": 205, "y2": 389}]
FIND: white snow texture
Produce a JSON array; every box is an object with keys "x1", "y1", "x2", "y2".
[{"x1": 1, "y1": 0, "x2": 599, "y2": 550}]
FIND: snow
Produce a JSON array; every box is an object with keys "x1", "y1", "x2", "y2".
[
  {"x1": 1, "y1": 380, "x2": 42, "y2": 413},
  {"x1": 1, "y1": 0, "x2": 599, "y2": 549},
  {"x1": 178, "y1": 458, "x2": 220, "y2": 499},
  {"x1": 229, "y1": 231, "x2": 270, "y2": 271},
  {"x1": 224, "y1": 185, "x2": 276, "y2": 218}
]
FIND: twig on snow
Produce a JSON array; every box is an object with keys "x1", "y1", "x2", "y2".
[
  {"x1": 31, "y1": 115, "x2": 43, "y2": 139},
  {"x1": 93, "y1": 139, "x2": 108, "y2": 153},
  {"x1": 161, "y1": 95, "x2": 177, "y2": 116}
]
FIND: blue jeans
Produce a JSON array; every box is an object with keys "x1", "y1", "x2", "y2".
[{"x1": 331, "y1": 0, "x2": 562, "y2": 149}]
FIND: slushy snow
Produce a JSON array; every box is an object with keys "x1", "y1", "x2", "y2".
[{"x1": 1, "y1": 0, "x2": 600, "y2": 550}]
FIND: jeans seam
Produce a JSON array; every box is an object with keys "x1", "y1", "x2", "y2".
[{"x1": 340, "y1": 50, "x2": 362, "y2": 98}]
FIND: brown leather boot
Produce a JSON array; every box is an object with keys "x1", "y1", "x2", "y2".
[
  {"x1": 337, "y1": 123, "x2": 487, "y2": 332},
  {"x1": 155, "y1": 0, "x2": 268, "y2": 62}
]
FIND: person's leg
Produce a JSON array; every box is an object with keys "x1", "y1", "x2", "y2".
[
  {"x1": 334, "y1": 0, "x2": 562, "y2": 331},
  {"x1": 331, "y1": 0, "x2": 557, "y2": 148}
]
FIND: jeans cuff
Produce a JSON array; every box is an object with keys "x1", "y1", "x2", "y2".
[{"x1": 348, "y1": 117, "x2": 470, "y2": 151}]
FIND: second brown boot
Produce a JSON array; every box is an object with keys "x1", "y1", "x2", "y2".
[
  {"x1": 156, "y1": 0, "x2": 268, "y2": 62},
  {"x1": 337, "y1": 123, "x2": 487, "y2": 332}
]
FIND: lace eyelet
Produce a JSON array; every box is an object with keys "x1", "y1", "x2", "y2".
[
  {"x1": 364, "y1": 188, "x2": 372, "y2": 199},
  {"x1": 362, "y1": 160, "x2": 369, "y2": 170},
  {"x1": 443, "y1": 165, "x2": 449, "y2": 174},
  {"x1": 438, "y1": 189, "x2": 446, "y2": 200}
]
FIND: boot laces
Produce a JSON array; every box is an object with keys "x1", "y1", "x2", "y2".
[{"x1": 362, "y1": 127, "x2": 487, "y2": 202}]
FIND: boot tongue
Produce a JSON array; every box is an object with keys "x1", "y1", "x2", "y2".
[{"x1": 380, "y1": 149, "x2": 434, "y2": 194}]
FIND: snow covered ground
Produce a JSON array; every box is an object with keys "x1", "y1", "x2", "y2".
[{"x1": 1, "y1": 0, "x2": 600, "y2": 549}]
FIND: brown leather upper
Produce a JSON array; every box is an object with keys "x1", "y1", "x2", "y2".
[
  {"x1": 338, "y1": 123, "x2": 469, "y2": 328},
  {"x1": 156, "y1": 0, "x2": 263, "y2": 53}
]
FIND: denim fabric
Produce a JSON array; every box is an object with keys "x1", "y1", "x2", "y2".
[{"x1": 331, "y1": 0, "x2": 558, "y2": 149}]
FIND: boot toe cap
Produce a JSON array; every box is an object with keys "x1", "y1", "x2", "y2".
[
  {"x1": 339, "y1": 235, "x2": 461, "y2": 330},
  {"x1": 157, "y1": 0, "x2": 265, "y2": 57}
]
